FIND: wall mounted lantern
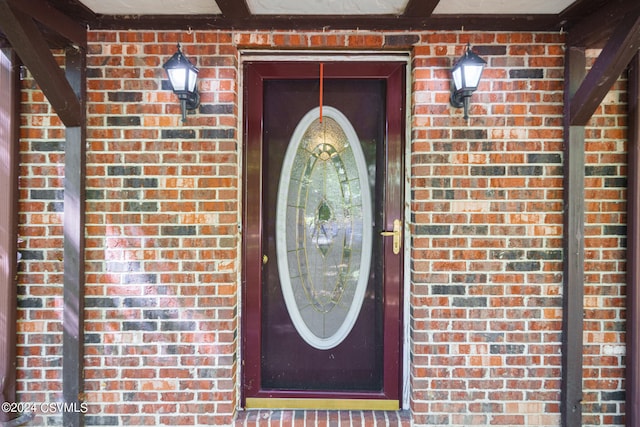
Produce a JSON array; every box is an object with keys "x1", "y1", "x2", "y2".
[
  {"x1": 163, "y1": 43, "x2": 200, "y2": 122},
  {"x1": 450, "y1": 43, "x2": 486, "y2": 120}
]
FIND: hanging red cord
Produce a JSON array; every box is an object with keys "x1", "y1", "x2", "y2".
[{"x1": 319, "y1": 63, "x2": 324, "y2": 123}]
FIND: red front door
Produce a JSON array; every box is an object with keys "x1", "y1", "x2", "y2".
[{"x1": 242, "y1": 61, "x2": 405, "y2": 409}]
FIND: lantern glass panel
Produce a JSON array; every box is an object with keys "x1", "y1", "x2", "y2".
[
  {"x1": 187, "y1": 68, "x2": 197, "y2": 92},
  {"x1": 168, "y1": 68, "x2": 188, "y2": 92},
  {"x1": 463, "y1": 64, "x2": 484, "y2": 90},
  {"x1": 452, "y1": 66, "x2": 462, "y2": 91}
]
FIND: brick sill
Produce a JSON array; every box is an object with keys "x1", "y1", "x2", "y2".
[{"x1": 235, "y1": 409, "x2": 412, "y2": 426}]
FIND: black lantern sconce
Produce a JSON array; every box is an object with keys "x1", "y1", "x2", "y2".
[
  {"x1": 450, "y1": 43, "x2": 486, "y2": 120},
  {"x1": 163, "y1": 43, "x2": 200, "y2": 122}
]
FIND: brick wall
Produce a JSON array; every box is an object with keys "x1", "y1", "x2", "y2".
[
  {"x1": 410, "y1": 32, "x2": 566, "y2": 427},
  {"x1": 83, "y1": 31, "x2": 239, "y2": 427},
  {"x1": 16, "y1": 51, "x2": 66, "y2": 426},
  {"x1": 13, "y1": 30, "x2": 628, "y2": 427},
  {"x1": 582, "y1": 50, "x2": 628, "y2": 426}
]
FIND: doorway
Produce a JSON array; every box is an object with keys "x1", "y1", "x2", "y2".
[{"x1": 242, "y1": 60, "x2": 406, "y2": 410}]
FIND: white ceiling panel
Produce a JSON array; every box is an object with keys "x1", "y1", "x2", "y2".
[
  {"x1": 246, "y1": 0, "x2": 410, "y2": 15},
  {"x1": 74, "y1": 0, "x2": 579, "y2": 18},
  {"x1": 78, "y1": 0, "x2": 221, "y2": 15},
  {"x1": 433, "y1": 0, "x2": 575, "y2": 15}
]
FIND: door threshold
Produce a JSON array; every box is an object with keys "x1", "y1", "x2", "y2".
[{"x1": 245, "y1": 398, "x2": 399, "y2": 411}]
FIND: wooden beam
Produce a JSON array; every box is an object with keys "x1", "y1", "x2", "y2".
[
  {"x1": 215, "y1": 0, "x2": 250, "y2": 20},
  {"x1": 565, "y1": 0, "x2": 640, "y2": 48},
  {"x1": 559, "y1": 0, "x2": 613, "y2": 20},
  {"x1": 561, "y1": 46, "x2": 586, "y2": 427},
  {"x1": 91, "y1": 14, "x2": 561, "y2": 32},
  {"x1": 0, "y1": 0, "x2": 82, "y2": 127},
  {"x1": 40, "y1": 0, "x2": 96, "y2": 25},
  {"x1": 62, "y1": 46, "x2": 85, "y2": 427},
  {"x1": 570, "y1": 11, "x2": 640, "y2": 125},
  {"x1": 0, "y1": 48, "x2": 19, "y2": 424},
  {"x1": 627, "y1": 51, "x2": 640, "y2": 427},
  {"x1": 403, "y1": 0, "x2": 440, "y2": 17},
  {"x1": 7, "y1": 0, "x2": 86, "y2": 48}
]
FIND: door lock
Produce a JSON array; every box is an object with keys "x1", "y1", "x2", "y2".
[{"x1": 380, "y1": 219, "x2": 402, "y2": 255}]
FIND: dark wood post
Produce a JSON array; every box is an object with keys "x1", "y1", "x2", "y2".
[
  {"x1": 561, "y1": 45, "x2": 586, "y2": 427},
  {"x1": 0, "y1": 47, "x2": 19, "y2": 424},
  {"x1": 62, "y1": 46, "x2": 86, "y2": 427},
  {"x1": 627, "y1": 51, "x2": 640, "y2": 427}
]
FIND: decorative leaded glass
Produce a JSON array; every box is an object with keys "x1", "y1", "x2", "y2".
[{"x1": 276, "y1": 106, "x2": 372, "y2": 350}]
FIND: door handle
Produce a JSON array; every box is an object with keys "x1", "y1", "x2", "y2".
[{"x1": 380, "y1": 219, "x2": 402, "y2": 255}]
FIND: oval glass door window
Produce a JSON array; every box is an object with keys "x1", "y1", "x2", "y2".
[{"x1": 276, "y1": 106, "x2": 372, "y2": 350}]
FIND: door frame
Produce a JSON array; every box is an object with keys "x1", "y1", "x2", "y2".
[{"x1": 239, "y1": 52, "x2": 411, "y2": 410}]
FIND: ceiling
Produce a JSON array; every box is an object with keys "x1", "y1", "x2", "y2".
[
  {"x1": 75, "y1": 0, "x2": 577, "y2": 16},
  {"x1": 38, "y1": 0, "x2": 627, "y2": 38}
]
